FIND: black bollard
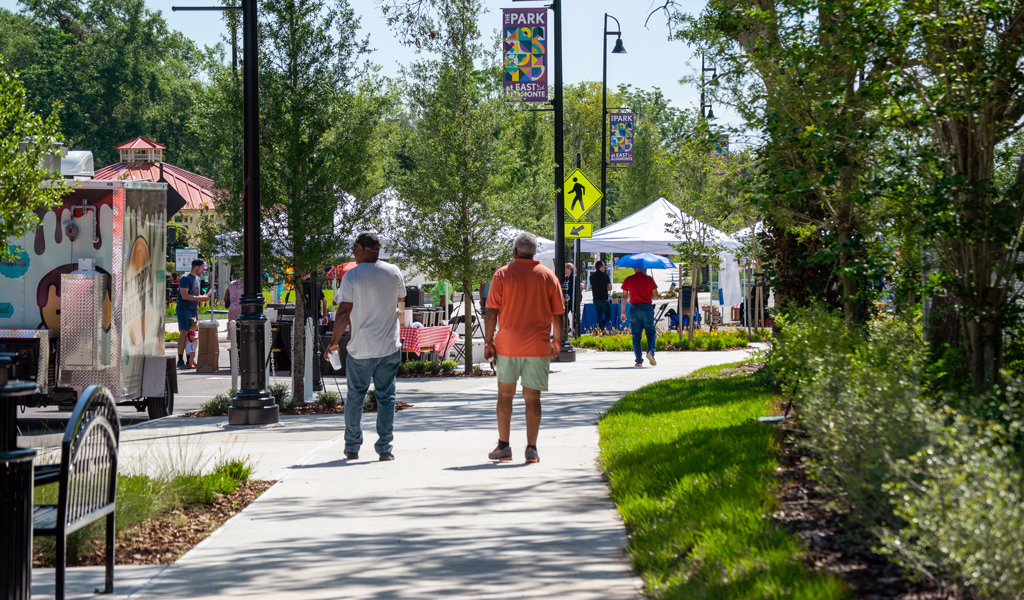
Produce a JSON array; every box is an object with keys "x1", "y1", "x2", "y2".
[{"x1": 0, "y1": 355, "x2": 39, "y2": 600}]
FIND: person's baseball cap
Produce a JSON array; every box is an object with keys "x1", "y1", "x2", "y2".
[{"x1": 354, "y1": 232, "x2": 380, "y2": 250}]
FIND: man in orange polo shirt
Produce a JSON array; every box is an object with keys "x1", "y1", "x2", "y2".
[{"x1": 483, "y1": 232, "x2": 564, "y2": 464}]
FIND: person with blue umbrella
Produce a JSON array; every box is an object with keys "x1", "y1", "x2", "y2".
[{"x1": 617, "y1": 253, "x2": 675, "y2": 367}]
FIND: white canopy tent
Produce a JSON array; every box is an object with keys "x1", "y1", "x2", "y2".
[
  {"x1": 578, "y1": 197, "x2": 745, "y2": 315},
  {"x1": 579, "y1": 198, "x2": 741, "y2": 255}
]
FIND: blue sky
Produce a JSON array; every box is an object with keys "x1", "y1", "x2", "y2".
[{"x1": 0, "y1": 0, "x2": 741, "y2": 128}]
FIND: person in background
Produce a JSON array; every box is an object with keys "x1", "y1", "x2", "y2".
[
  {"x1": 589, "y1": 260, "x2": 613, "y2": 331},
  {"x1": 224, "y1": 274, "x2": 244, "y2": 324},
  {"x1": 302, "y1": 272, "x2": 328, "y2": 324},
  {"x1": 484, "y1": 232, "x2": 564, "y2": 464},
  {"x1": 176, "y1": 259, "x2": 211, "y2": 370},
  {"x1": 184, "y1": 317, "x2": 199, "y2": 369},
  {"x1": 327, "y1": 232, "x2": 406, "y2": 462},
  {"x1": 620, "y1": 267, "x2": 659, "y2": 368},
  {"x1": 563, "y1": 263, "x2": 582, "y2": 335}
]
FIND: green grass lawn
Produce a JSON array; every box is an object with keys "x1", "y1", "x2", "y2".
[{"x1": 598, "y1": 363, "x2": 848, "y2": 599}]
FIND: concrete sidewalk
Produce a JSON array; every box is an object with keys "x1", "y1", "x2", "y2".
[{"x1": 32, "y1": 348, "x2": 756, "y2": 600}]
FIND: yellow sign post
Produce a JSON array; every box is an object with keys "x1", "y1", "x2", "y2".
[
  {"x1": 563, "y1": 168, "x2": 602, "y2": 221},
  {"x1": 564, "y1": 223, "x2": 593, "y2": 238}
]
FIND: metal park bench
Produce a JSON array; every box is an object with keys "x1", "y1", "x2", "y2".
[{"x1": 33, "y1": 385, "x2": 120, "y2": 600}]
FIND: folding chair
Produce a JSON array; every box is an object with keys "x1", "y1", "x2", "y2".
[{"x1": 653, "y1": 303, "x2": 670, "y2": 334}]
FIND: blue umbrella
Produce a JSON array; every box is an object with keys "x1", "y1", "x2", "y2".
[{"x1": 615, "y1": 252, "x2": 676, "y2": 269}]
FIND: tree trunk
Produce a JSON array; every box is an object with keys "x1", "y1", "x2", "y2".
[
  {"x1": 835, "y1": 193, "x2": 859, "y2": 330},
  {"x1": 462, "y1": 279, "x2": 473, "y2": 372},
  {"x1": 291, "y1": 270, "x2": 306, "y2": 403},
  {"x1": 688, "y1": 265, "x2": 698, "y2": 343}
]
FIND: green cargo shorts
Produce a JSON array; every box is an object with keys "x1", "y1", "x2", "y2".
[{"x1": 495, "y1": 355, "x2": 551, "y2": 391}]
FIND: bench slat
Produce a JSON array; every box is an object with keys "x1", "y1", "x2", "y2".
[
  {"x1": 34, "y1": 464, "x2": 61, "y2": 487},
  {"x1": 33, "y1": 504, "x2": 59, "y2": 533}
]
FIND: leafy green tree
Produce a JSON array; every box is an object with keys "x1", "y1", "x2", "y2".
[
  {"x1": 0, "y1": 60, "x2": 66, "y2": 257},
  {"x1": 206, "y1": 0, "x2": 394, "y2": 400},
  {"x1": 390, "y1": 0, "x2": 517, "y2": 371},
  {"x1": 1, "y1": 0, "x2": 215, "y2": 172},
  {"x1": 666, "y1": 136, "x2": 741, "y2": 341},
  {"x1": 883, "y1": 0, "x2": 1024, "y2": 390}
]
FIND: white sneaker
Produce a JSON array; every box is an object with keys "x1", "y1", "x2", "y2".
[
  {"x1": 647, "y1": 352, "x2": 657, "y2": 366},
  {"x1": 634, "y1": 362, "x2": 643, "y2": 368}
]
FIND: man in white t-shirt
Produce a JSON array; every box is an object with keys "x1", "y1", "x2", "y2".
[{"x1": 327, "y1": 232, "x2": 406, "y2": 461}]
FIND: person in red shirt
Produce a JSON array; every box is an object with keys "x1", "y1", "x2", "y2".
[
  {"x1": 483, "y1": 232, "x2": 564, "y2": 464},
  {"x1": 620, "y1": 268, "x2": 660, "y2": 367}
]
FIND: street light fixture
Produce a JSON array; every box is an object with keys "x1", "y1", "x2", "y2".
[
  {"x1": 600, "y1": 13, "x2": 626, "y2": 231},
  {"x1": 700, "y1": 54, "x2": 717, "y2": 120}
]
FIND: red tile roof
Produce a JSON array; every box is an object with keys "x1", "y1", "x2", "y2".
[
  {"x1": 115, "y1": 136, "x2": 167, "y2": 150},
  {"x1": 93, "y1": 162, "x2": 217, "y2": 211}
]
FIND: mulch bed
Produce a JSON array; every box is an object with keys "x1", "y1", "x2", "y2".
[
  {"x1": 771, "y1": 419, "x2": 963, "y2": 599},
  {"x1": 33, "y1": 480, "x2": 276, "y2": 567},
  {"x1": 181, "y1": 402, "x2": 412, "y2": 418}
]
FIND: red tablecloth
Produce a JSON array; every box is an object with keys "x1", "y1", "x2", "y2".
[{"x1": 399, "y1": 326, "x2": 459, "y2": 356}]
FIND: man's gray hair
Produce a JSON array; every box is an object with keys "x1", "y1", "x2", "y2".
[{"x1": 513, "y1": 232, "x2": 538, "y2": 257}]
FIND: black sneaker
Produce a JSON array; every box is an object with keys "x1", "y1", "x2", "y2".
[
  {"x1": 379, "y1": 452, "x2": 395, "y2": 461},
  {"x1": 344, "y1": 451, "x2": 359, "y2": 460},
  {"x1": 488, "y1": 445, "x2": 512, "y2": 461},
  {"x1": 177, "y1": 360, "x2": 188, "y2": 370}
]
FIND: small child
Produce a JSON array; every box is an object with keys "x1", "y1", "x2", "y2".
[{"x1": 184, "y1": 318, "x2": 199, "y2": 368}]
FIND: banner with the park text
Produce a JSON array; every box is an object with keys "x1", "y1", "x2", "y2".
[
  {"x1": 503, "y1": 8, "x2": 548, "y2": 102},
  {"x1": 609, "y1": 112, "x2": 634, "y2": 164}
]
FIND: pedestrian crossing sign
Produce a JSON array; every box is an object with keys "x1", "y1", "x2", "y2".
[
  {"x1": 565, "y1": 223, "x2": 593, "y2": 238},
  {"x1": 563, "y1": 168, "x2": 602, "y2": 221}
]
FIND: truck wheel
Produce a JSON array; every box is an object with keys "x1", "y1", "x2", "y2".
[{"x1": 147, "y1": 373, "x2": 175, "y2": 419}]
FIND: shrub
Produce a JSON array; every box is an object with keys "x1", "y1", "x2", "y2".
[
  {"x1": 881, "y1": 391, "x2": 1024, "y2": 598},
  {"x1": 165, "y1": 331, "x2": 180, "y2": 342},
  {"x1": 768, "y1": 307, "x2": 929, "y2": 525},
  {"x1": 411, "y1": 361, "x2": 429, "y2": 375},
  {"x1": 201, "y1": 393, "x2": 232, "y2": 417},
  {"x1": 268, "y1": 383, "x2": 290, "y2": 405},
  {"x1": 316, "y1": 391, "x2": 339, "y2": 409},
  {"x1": 472, "y1": 364, "x2": 483, "y2": 376},
  {"x1": 398, "y1": 362, "x2": 411, "y2": 376},
  {"x1": 364, "y1": 388, "x2": 377, "y2": 411},
  {"x1": 573, "y1": 329, "x2": 750, "y2": 352},
  {"x1": 427, "y1": 361, "x2": 442, "y2": 375},
  {"x1": 278, "y1": 396, "x2": 301, "y2": 412},
  {"x1": 213, "y1": 457, "x2": 252, "y2": 483},
  {"x1": 440, "y1": 360, "x2": 457, "y2": 373}
]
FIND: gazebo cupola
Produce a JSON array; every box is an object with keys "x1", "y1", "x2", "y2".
[{"x1": 116, "y1": 136, "x2": 166, "y2": 163}]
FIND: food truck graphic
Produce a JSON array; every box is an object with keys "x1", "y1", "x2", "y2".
[{"x1": 0, "y1": 180, "x2": 177, "y2": 418}]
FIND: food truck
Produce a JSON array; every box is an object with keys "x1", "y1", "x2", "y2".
[{"x1": 0, "y1": 180, "x2": 176, "y2": 418}]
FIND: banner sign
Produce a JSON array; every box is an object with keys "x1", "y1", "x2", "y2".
[
  {"x1": 503, "y1": 8, "x2": 548, "y2": 102},
  {"x1": 609, "y1": 112, "x2": 634, "y2": 164}
]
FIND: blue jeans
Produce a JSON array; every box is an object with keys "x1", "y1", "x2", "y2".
[
  {"x1": 345, "y1": 350, "x2": 401, "y2": 454},
  {"x1": 628, "y1": 303, "x2": 656, "y2": 364},
  {"x1": 594, "y1": 300, "x2": 613, "y2": 331}
]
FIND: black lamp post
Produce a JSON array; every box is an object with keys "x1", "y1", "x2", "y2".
[
  {"x1": 700, "y1": 53, "x2": 718, "y2": 120},
  {"x1": 174, "y1": 0, "x2": 277, "y2": 425},
  {"x1": 600, "y1": 14, "x2": 626, "y2": 231}
]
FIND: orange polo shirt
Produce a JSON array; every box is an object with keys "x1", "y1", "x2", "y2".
[{"x1": 488, "y1": 258, "x2": 565, "y2": 358}]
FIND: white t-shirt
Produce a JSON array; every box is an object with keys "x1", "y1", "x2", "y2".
[{"x1": 339, "y1": 261, "x2": 406, "y2": 359}]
